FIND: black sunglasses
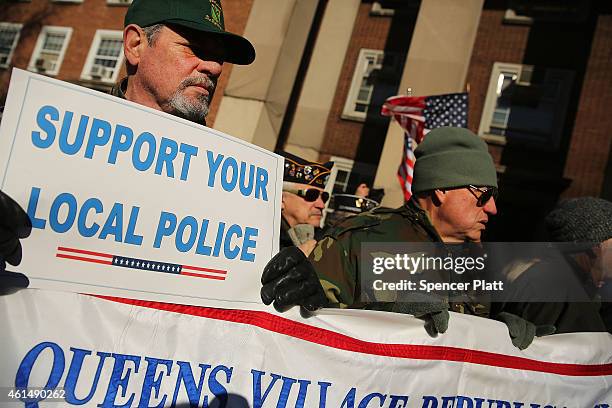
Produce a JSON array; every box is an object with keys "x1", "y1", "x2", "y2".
[
  {"x1": 285, "y1": 188, "x2": 330, "y2": 203},
  {"x1": 467, "y1": 185, "x2": 498, "y2": 207}
]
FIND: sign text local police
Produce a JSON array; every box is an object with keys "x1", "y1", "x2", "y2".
[{"x1": 25, "y1": 104, "x2": 268, "y2": 263}]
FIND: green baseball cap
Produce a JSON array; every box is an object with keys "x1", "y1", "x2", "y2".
[{"x1": 125, "y1": 0, "x2": 255, "y2": 65}]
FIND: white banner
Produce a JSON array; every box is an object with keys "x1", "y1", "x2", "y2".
[
  {"x1": 0, "y1": 69, "x2": 283, "y2": 308},
  {"x1": 1, "y1": 290, "x2": 611, "y2": 407}
]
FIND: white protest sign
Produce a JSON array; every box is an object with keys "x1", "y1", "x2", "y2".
[
  {"x1": 0, "y1": 69, "x2": 283, "y2": 308},
  {"x1": 1, "y1": 290, "x2": 611, "y2": 407}
]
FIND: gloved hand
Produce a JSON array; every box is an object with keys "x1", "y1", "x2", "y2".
[
  {"x1": 494, "y1": 312, "x2": 556, "y2": 350},
  {"x1": 392, "y1": 294, "x2": 450, "y2": 337},
  {"x1": 0, "y1": 190, "x2": 32, "y2": 295},
  {"x1": 261, "y1": 246, "x2": 328, "y2": 313}
]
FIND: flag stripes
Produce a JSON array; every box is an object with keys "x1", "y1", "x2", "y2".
[{"x1": 55, "y1": 246, "x2": 227, "y2": 281}]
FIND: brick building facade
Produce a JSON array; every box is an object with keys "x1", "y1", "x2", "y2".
[{"x1": 1, "y1": 0, "x2": 610, "y2": 240}]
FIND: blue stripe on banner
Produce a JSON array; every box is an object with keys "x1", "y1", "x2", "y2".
[{"x1": 112, "y1": 256, "x2": 183, "y2": 274}]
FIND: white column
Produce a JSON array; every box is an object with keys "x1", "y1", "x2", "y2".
[
  {"x1": 283, "y1": 0, "x2": 361, "y2": 161},
  {"x1": 374, "y1": 0, "x2": 485, "y2": 207},
  {"x1": 214, "y1": 0, "x2": 319, "y2": 151}
]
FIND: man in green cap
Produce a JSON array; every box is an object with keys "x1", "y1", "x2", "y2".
[
  {"x1": 111, "y1": 0, "x2": 255, "y2": 125},
  {"x1": 0, "y1": 0, "x2": 255, "y2": 292},
  {"x1": 261, "y1": 127, "x2": 501, "y2": 334}
]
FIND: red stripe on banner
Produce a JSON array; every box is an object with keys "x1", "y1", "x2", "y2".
[
  {"x1": 57, "y1": 254, "x2": 113, "y2": 265},
  {"x1": 182, "y1": 264, "x2": 227, "y2": 275},
  {"x1": 180, "y1": 271, "x2": 226, "y2": 280},
  {"x1": 90, "y1": 296, "x2": 612, "y2": 377},
  {"x1": 58, "y1": 246, "x2": 114, "y2": 258}
]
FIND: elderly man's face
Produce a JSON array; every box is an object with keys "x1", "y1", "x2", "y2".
[
  {"x1": 132, "y1": 25, "x2": 224, "y2": 123},
  {"x1": 434, "y1": 187, "x2": 498, "y2": 242},
  {"x1": 282, "y1": 185, "x2": 327, "y2": 228}
]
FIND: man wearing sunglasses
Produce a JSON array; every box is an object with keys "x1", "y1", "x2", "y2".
[
  {"x1": 262, "y1": 127, "x2": 503, "y2": 334},
  {"x1": 279, "y1": 152, "x2": 333, "y2": 251}
]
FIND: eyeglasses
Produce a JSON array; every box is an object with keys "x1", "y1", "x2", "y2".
[
  {"x1": 284, "y1": 188, "x2": 330, "y2": 203},
  {"x1": 467, "y1": 185, "x2": 498, "y2": 207}
]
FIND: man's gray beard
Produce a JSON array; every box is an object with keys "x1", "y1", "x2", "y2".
[{"x1": 167, "y1": 76, "x2": 216, "y2": 124}]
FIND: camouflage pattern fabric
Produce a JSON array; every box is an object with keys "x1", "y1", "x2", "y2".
[{"x1": 309, "y1": 199, "x2": 490, "y2": 318}]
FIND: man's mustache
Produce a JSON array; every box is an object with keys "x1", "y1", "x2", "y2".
[{"x1": 180, "y1": 75, "x2": 216, "y2": 94}]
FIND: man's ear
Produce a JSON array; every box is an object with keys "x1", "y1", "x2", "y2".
[
  {"x1": 281, "y1": 192, "x2": 287, "y2": 211},
  {"x1": 123, "y1": 24, "x2": 147, "y2": 67},
  {"x1": 431, "y1": 189, "x2": 446, "y2": 206}
]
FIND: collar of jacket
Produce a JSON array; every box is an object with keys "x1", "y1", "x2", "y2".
[
  {"x1": 402, "y1": 198, "x2": 443, "y2": 242},
  {"x1": 279, "y1": 216, "x2": 294, "y2": 249},
  {"x1": 110, "y1": 77, "x2": 128, "y2": 100}
]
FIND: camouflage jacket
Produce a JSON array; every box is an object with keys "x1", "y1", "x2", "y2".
[{"x1": 309, "y1": 199, "x2": 489, "y2": 317}]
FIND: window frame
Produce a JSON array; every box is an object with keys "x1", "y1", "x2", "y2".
[
  {"x1": 479, "y1": 62, "x2": 523, "y2": 144},
  {"x1": 370, "y1": 1, "x2": 395, "y2": 16},
  {"x1": 329, "y1": 156, "x2": 355, "y2": 194},
  {"x1": 342, "y1": 48, "x2": 384, "y2": 122},
  {"x1": 478, "y1": 61, "x2": 573, "y2": 148},
  {"x1": 27, "y1": 26, "x2": 73, "y2": 76},
  {"x1": 80, "y1": 29, "x2": 125, "y2": 84},
  {"x1": 107, "y1": 0, "x2": 133, "y2": 5},
  {"x1": 0, "y1": 22, "x2": 23, "y2": 69}
]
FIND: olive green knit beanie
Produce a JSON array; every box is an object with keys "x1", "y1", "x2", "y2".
[{"x1": 412, "y1": 127, "x2": 497, "y2": 194}]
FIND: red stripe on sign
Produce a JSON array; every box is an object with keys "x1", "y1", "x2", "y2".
[
  {"x1": 89, "y1": 295, "x2": 612, "y2": 377},
  {"x1": 57, "y1": 246, "x2": 114, "y2": 258},
  {"x1": 180, "y1": 271, "x2": 226, "y2": 280},
  {"x1": 57, "y1": 254, "x2": 113, "y2": 265},
  {"x1": 182, "y1": 264, "x2": 227, "y2": 274}
]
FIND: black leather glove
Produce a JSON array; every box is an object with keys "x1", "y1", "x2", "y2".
[
  {"x1": 0, "y1": 190, "x2": 32, "y2": 295},
  {"x1": 494, "y1": 312, "x2": 556, "y2": 350},
  {"x1": 261, "y1": 246, "x2": 328, "y2": 312}
]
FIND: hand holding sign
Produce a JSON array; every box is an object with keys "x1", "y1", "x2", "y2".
[
  {"x1": 261, "y1": 246, "x2": 328, "y2": 312},
  {"x1": 0, "y1": 190, "x2": 31, "y2": 295}
]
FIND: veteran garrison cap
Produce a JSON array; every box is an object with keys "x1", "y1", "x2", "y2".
[
  {"x1": 280, "y1": 151, "x2": 334, "y2": 188},
  {"x1": 125, "y1": 0, "x2": 255, "y2": 65}
]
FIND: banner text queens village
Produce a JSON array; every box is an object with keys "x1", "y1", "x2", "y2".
[
  {"x1": 15, "y1": 341, "x2": 597, "y2": 408},
  {"x1": 24, "y1": 105, "x2": 269, "y2": 262}
]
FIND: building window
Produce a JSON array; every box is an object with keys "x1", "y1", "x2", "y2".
[
  {"x1": 370, "y1": 1, "x2": 395, "y2": 16},
  {"x1": 0, "y1": 23, "x2": 23, "y2": 68},
  {"x1": 81, "y1": 30, "x2": 124, "y2": 83},
  {"x1": 28, "y1": 26, "x2": 72, "y2": 76},
  {"x1": 503, "y1": 8, "x2": 534, "y2": 25},
  {"x1": 478, "y1": 62, "x2": 573, "y2": 148},
  {"x1": 329, "y1": 156, "x2": 355, "y2": 193},
  {"x1": 342, "y1": 49, "x2": 384, "y2": 122}
]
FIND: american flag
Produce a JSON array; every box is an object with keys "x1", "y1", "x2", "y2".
[{"x1": 381, "y1": 92, "x2": 468, "y2": 201}]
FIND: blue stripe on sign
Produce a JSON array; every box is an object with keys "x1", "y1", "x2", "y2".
[{"x1": 112, "y1": 256, "x2": 182, "y2": 274}]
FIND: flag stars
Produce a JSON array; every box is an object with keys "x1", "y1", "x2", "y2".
[{"x1": 108, "y1": 255, "x2": 182, "y2": 276}]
